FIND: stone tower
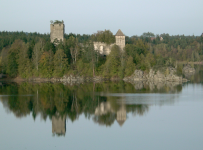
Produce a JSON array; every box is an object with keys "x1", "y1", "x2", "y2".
[
  {"x1": 115, "y1": 29, "x2": 125, "y2": 51},
  {"x1": 50, "y1": 23, "x2": 65, "y2": 43}
]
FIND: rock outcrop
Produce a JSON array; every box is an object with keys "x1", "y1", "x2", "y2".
[
  {"x1": 182, "y1": 65, "x2": 195, "y2": 74},
  {"x1": 182, "y1": 65, "x2": 196, "y2": 79},
  {"x1": 123, "y1": 67, "x2": 187, "y2": 82}
]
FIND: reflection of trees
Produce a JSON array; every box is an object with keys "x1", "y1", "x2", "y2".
[
  {"x1": 0, "y1": 83, "x2": 34, "y2": 118},
  {"x1": 93, "y1": 98, "x2": 149, "y2": 127},
  {"x1": 0, "y1": 81, "x2": 181, "y2": 127},
  {"x1": 130, "y1": 104, "x2": 149, "y2": 116},
  {"x1": 93, "y1": 113, "x2": 116, "y2": 126},
  {"x1": 185, "y1": 65, "x2": 203, "y2": 83}
]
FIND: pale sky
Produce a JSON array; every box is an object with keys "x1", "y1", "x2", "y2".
[{"x1": 1, "y1": 0, "x2": 203, "y2": 36}]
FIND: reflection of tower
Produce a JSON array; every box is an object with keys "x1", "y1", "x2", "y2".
[
  {"x1": 52, "y1": 116, "x2": 66, "y2": 136},
  {"x1": 116, "y1": 105, "x2": 126, "y2": 127}
]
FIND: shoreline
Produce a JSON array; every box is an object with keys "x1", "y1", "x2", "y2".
[{"x1": 0, "y1": 66, "x2": 195, "y2": 84}]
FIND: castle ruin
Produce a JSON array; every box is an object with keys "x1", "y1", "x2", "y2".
[
  {"x1": 50, "y1": 21, "x2": 125, "y2": 55},
  {"x1": 50, "y1": 22, "x2": 64, "y2": 43},
  {"x1": 94, "y1": 29, "x2": 125, "y2": 55}
]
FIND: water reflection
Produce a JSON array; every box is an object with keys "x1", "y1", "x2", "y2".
[
  {"x1": 0, "y1": 81, "x2": 184, "y2": 135},
  {"x1": 52, "y1": 115, "x2": 66, "y2": 136},
  {"x1": 186, "y1": 65, "x2": 203, "y2": 83},
  {"x1": 94, "y1": 101, "x2": 128, "y2": 126}
]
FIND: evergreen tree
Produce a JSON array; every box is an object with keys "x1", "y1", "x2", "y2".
[
  {"x1": 53, "y1": 49, "x2": 68, "y2": 77},
  {"x1": 32, "y1": 41, "x2": 44, "y2": 75},
  {"x1": 18, "y1": 42, "x2": 32, "y2": 78},
  {"x1": 125, "y1": 56, "x2": 135, "y2": 76},
  {"x1": 102, "y1": 45, "x2": 121, "y2": 77},
  {"x1": 39, "y1": 50, "x2": 54, "y2": 78}
]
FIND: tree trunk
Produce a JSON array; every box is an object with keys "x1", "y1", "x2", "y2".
[{"x1": 92, "y1": 58, "x2": 95, "y2": 77}]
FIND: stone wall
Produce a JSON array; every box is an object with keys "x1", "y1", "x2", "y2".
[
  {"x1": 93, "y1": 42, "x2": 114, "y2": 55},
  {"x1": 50, "y1": 23, "x2": 64, "y2": 43},
  {"x1": 93, "y1": 29, "x2": 125, "y2": 55}
]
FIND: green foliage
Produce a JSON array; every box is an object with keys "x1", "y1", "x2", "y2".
[
  {"x1": 91, "y1": 30, "x2": 115, "y2": 44},
  {"x1": 53, "y1": 49, "x2": 68, "y2": 77},
  {"x1": 176, "y1": 64, "x2": 183, "y2": 76},
  {"x1": 0, "y1": 82, "x2": 156, "y2": 126},
  {"x1": 27, "y1": 40, "x2": 35, "y2": 59},
  {"x1": 44, "y1": 41, "x2": 56, "y2": 53},
  {"x1": 32, "y1": 41, "x2": 44, "y2": 76},
  {"x1": 125, "y1": 56, "x2": 136, "y2": 76},
  {"x1": 50, "y1": 20, "x2": 64, "y2": 24},
  {"x1": 1, "y1": 30, "x2": 203, "y2": 79},
  {"x1": 81, "y1": 42, "x2": 98, "y2": 77},
  {"x1": 125, "y1": 39, "x2": 148, "y2": 65},
  {"x1": 146, "y1": 53, "x2": 156, "y2": 67},
  {"x1": 76, "y1": 59, "x2": 92, "y2": 76},
  {"x1": 18, "y1": 42, "x2": 32, "y2": 78},
  {"x1": 0, "y1": 47, "x2": 9, "y2": 73},
  {"x1": 102, "y1": 45, "x2": 121, "y2": 77},
  {"x1": 39, "y1": 50, "x2": 54, "y2": 78},
  {"x1": 7, "y1": 40, "x2": 25, "y2": 77},
  {"x1": 7, "y1": 51, "x2": 18, "y2": 77},
  {"x1": 165, "y1": 57, "x2": 175, "y2": 67},
  {"x1": 139, "y1": 54, "x2": 150, "y2": 71}
]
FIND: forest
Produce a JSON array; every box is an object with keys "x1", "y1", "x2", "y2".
[{"x1": 0, "y1": 30, "x2": 203, "y2": 79}]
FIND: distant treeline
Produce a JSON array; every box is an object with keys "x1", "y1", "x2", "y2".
[{"x1": 0, "y1": 31, "x2": 203, "y2": 78}]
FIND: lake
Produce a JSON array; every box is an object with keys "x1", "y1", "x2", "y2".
[{"x1": 0, "y1": 66, "x2": 203, "y2": 150}]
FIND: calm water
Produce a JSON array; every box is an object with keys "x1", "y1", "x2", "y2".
[{"x1": 0, "y1": 67, "x2": 203, "y2": 150}]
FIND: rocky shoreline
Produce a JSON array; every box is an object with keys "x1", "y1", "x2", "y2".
[
  {"x1": 0, "y1": 66, "x2": 195, "y2": 84},
  {"x1": 123, "y1": 67, "x2": 188, "y2": 82}
]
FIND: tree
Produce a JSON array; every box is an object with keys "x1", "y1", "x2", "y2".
[
  {"x1": 39, "y1": 50, "x2": 54, "y2": 78},
  {"x1": 70, "y1": 38, "x2": 80, "y2": 64},
  {"x1": 125, "y1": 56, "x2": 136, "y2": 76},
  {"x1": 65, "y1": 36, "x2": 79, "y2": 64},
  {"x1": 18, "y1": 42, "x2": 32, "y2": 78},
  {"x1": 7, "y1": 51, "x2": 18, "y2": 77},
  {"x1": 27, "y1": 40, "x2": 35, "y2": 59},
  {"x1": 102, "y1": 45, "x2": 121, "y2": 77},
  {"x1": 0, "y1": 47, "x2": 9, "y2": 73},
  {"x1": 32, "y1": 40, "x2": 44, "y2": 75},
  {"x1": 125, "y1": 39, "x2": 148, "y2": 65},
  {"x1": 82, "y1": 42, "x2": 97, "y2": 77},
  {"x1": 142, "y1": 32, "x2": 155, "y2": 38},
  {"x1": 53, "y1": 49, "x2": 68, "y2": 77},
  {"x1": 91, "y1": 30, "x2": 115, "y2": 44},
  {"x1": 6, "y1": 40, "x2": 26, "y2": 77}
]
